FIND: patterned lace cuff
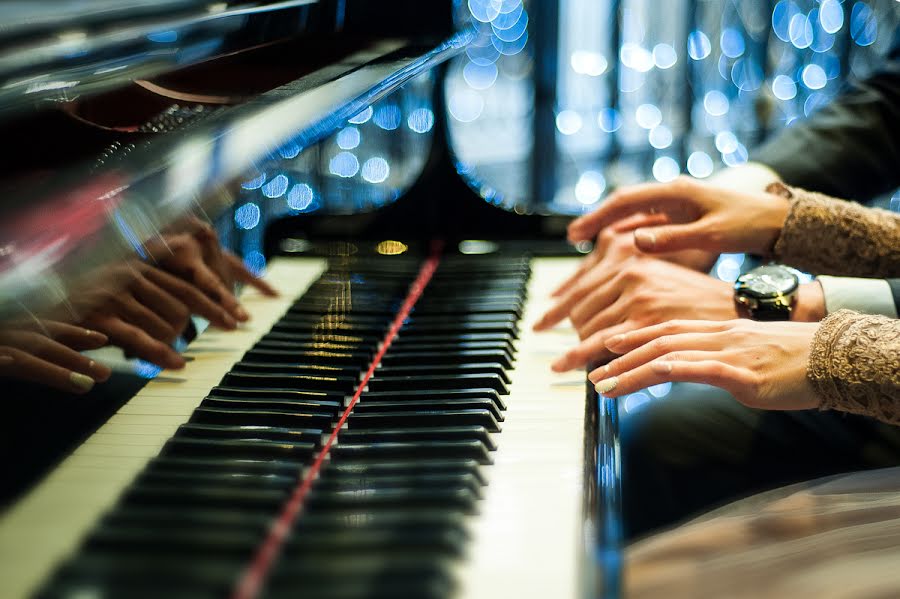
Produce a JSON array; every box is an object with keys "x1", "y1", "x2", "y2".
[{"x1": 809, "y1": 310, "x2": 900, "y2": 425}]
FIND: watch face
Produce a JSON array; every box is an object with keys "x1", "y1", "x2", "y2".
[{"x1": 736, "y1": 265, "x2": 799, "y2": 299}]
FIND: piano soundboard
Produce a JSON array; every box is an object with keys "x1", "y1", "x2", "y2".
[{"x1": 0, "y1": 254, "x2": 589, "y2": 599}]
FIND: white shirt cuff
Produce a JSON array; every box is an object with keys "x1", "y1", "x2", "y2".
[{"x1": 817, "y1": 276, "x2": 898, "y2": 318}]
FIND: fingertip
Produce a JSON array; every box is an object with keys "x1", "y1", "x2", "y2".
[
  {"x1": 69, "y1": 372, "x2": 96, "y2": 393},
  {"x1": 235, "y1": 305, "x2": 250, "y2": 322},
  {"x1": 89, "y1": 360, "x2": 113, "y2": 382},
  {"x1": 633, "y1": 229, "x2": 657, "y2": 251}
]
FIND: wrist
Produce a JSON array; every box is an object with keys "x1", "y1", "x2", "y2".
[
  {"x1": 792, "y1": 281, "x2": 826, "y2": 322},
  {"x1": 752, "y1": 193, "x2": 791, "y2": 255}
]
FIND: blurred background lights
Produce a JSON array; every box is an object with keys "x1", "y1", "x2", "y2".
[
  {"x1": 715, "y1": 253, "x2": 745, "y2": 282},
  {"x1": 261, "y1": 173, "x2": 289, "y2": 198},
  {"x1": 279, "y1": 141, "x2": 300, "y2": 159},
  {"x1": 635, "y1": 103, "x2": 662, "y2": 129},
  {"x1": 373, "y1": 105, "x2": 402, "y2": 130},
  {"x1": 687, "y1": 30, "x2": 711, "y2": 60},
  {"x1": 772, "y1": 74, "x2": 798, "y2": 100},
  {"x1": 336, "y1": 127, "x2": 361, "y2": 150},
  {"x1": 234, "y1": 203, "x2": 261, "y2": 230},
  {"x1": 329, "y1": 152, "x2": 360, "y2": 178},
  {"x1": 556, "y1": 110, "x2": 583, "y2": 135},
  {"x1": 347, "y1": 106, "x2": 373, "y2": 125},
  {"x1": 652, "y1": 156, "x2": 680, "y2": 182},
  {"x1": 720, "y1": 28, "x2": 745, "y2": 58},
  {"x1": 620, "y1": 42, "x2": 654, "y2": 72},
  {"x1": 574, "y1": 171, "x2": 606, "y2": 204},
  {"x1": 850, "y1": 2, "x2": 877, "y2": 46},
  {"x1": 407, "y1": 108, "x2": 435, "y2": 133},
  {"x1": 819, "y1": 0, "x2": 844, "y2": 34},
  {"x1": 648, "y1": 125, "x2": 673, "y2": 149},
  {"x1": 448, "y1": 89, "x2": 485, "y2": 122},
  {"x1": 648, "y1": 382, "x2": 673, "y2": 398},
  {"x1": 623, "y1": 392, "x2": 652, "y2": 414},
  {"x1": 287, "y1": 183, "x2": 314, "y2": 211},
  {"x1": 789, "y1": 12, "x2": 814, "y2": 49},
  {"x1": 597, "y1": 108, "x2": 621, "y2": 133},
  {"x1": 801, "y1": 63, "x2": 827, "y2": 89},
  {"x1": 686, "y1": 151, "x2": 714, "y2": 178},
  {"x1": 362, "y1": 157, "x2": 391, "y2": 184},
  {"x1": 715, "y1": 130, "x2": 739, "y2": 154},
  {"x1": 703, "y1": 90, "x2": 729, "y2": 116},
  {"x1": 464, "y1": 61, "x2": 499, "y2": 89},
  {"x1": 652, "y1": 43, "x2": 677, "y2": 69},
  {"x1": 244, "y1": 250, "x2": 266, "y2": 276},
  {"x1": 571, "y1": 50, "x2": 608, "y2": 76},
  {"x1": 241, "y1": 172, "x2": 266, "y2": 190}
]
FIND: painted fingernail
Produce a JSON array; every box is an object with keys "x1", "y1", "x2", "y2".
[
  {"x1": 606, "y1": 334, "x2": 625, "y2": 348},
  {"x1": 69, "y1": 372, "x2": 96, "y2": 392},
  {"x1": 651, "y1": 361, "x2": 673, "y2": 374},
  {"x1": 594, "y1": 377, "x2": 618, "y2": 395},
  {"x1": 182, "y1": 356, "x2": 196, "y2": 362},
  {"x1": 0, "y1": 355, "x2": 14, "y2": 366},
  {"x1": 634, "y1": 229, "x2": 656, "y2": 248}
]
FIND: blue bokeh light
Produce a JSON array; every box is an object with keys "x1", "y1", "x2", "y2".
[
  {"x1": 261, "y1": 174, "x2": 289, "y2": 198},
  {"x1": 234, "y1": 203, "x2": 261, "y2": 230}
]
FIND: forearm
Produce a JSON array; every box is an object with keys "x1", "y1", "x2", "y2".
[
  {"x1": 770, "y1": 184, "x2": 900, "y2": 277},
  {"x1": 808, "y1": 310, "x2": 900, "y2": 425}
]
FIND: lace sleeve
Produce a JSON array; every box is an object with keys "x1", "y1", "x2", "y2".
[
  {"x1": 808, "y1": 310, "x2": 900, "y2": 425},
  {"x1": 768, "y1": 182, "x2": 900, "y2": 278}
]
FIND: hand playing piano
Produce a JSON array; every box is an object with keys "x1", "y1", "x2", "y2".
[
  {"x1": 0, "y1": 320, "x2": 112, "y2": 394},
  {"x1": 588, "y1": 318, "x2": 821, "y2": 411},
  {"x1": 539, "y1": 254, "x2": 738, "y2": 372},
  {"x1": 566, "y1": 176, "x2": 790, "y2": 257}
]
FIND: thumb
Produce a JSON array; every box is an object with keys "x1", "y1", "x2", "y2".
[{"x1": 633, "y1": 223, "x2": 707, "y2": 253}]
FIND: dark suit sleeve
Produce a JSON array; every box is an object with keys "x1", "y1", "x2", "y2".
[
  {"x1": 888, "y1": 279, "x2": 900, "y2": 314},
  {"x1": 752, "y1": 28, "x2": 900, "y2": 202}
]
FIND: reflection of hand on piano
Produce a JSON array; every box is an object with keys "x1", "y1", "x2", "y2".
[
  {"x1": 146, "y1": 219, "x2": 278, "y2": 324},
  {"x1": 0, "y1": 320, "x2": 111, "y2": 393},
  {"x1": 77, "y1": 261, "x2": 239, "y2": 370}
]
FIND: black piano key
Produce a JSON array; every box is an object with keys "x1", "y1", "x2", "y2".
[
  {"x1": 283, "y1": 527, "x2": 467, "y2": 559},
  {"x1": 122, "y1": 483, "x2": 288, "y2": 511},
  {"x1": 359, "y1": 388, "x2": 507, "y2": 412},
  {"x1": 314, "y1": 472, "x2": 483, "y2": 499},
  {"x1": 145, "y1": 457, "x2": 305, "y2": 478},
  {"x1": 376, "y1": 363, "x2": 512, "y2": 385},
  {"x1": 230, "y1": 361, "x2": 359, "y2": 377},
  {"x1": 206, "y1": 386, "x2": 344, "y2": 406},
  {"x1": 83, "y1": 526, "x2": 261, "y2": 558},
  {"x1": 366, "y1": 373, "x2": 509, "y2": 395},
  {"x1": 136, "y1": 469, "x2": 297, "y2": 491},
  {"x1": 174, "y1": 423, "x2": 324, "y2": 445},
  {"x1": 324, "y1": 458, "x2": 487, "y2": 486},
  {"x1": 190, "y1": 407, "x2": 334, "y2": 430},
  {"x1": 221, "y1": 372, "x2": 357, "y2": 393},
  {"x1": 242, "y1": 348, "x2": 371, "y2": 369},
  {"x1": 304, "y1": 486, "x2": 479, "y2": 514},
  {"x1": 160, "y1": 437, "x2": 317, "y2": 461},
  {"x1": 380, "y1": 349, "x2": 513, "y2": 369},
  {"x1": 347, "y1": 409, "x2": 501, "y2": 432},
  {"x1": 330, "y1": 440, "x2": 493, "y2": 465},
  {"x1": 337, "y1": 426, "x2": 496, "y2": 451}
]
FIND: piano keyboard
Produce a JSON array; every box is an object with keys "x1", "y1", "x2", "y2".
[{"x1": 0, "y1": 254, "x2": 587, "y2": 599}]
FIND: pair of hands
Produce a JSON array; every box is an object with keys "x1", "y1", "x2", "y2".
[
  {"x1": 1, "y1": 221, "x2": 276, "y2": 394},
  {"x1": 537, "y1": 176, "x2": 823, "y2": 411}
]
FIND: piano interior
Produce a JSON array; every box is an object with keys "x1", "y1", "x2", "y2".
[{"x1": 0, "y1": 1, "x2": 894, "y2": 598}]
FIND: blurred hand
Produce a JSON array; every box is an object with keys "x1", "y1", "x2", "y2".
[
  {"x1": 146, "y1": 220, "x2": 277, "y2": 324},
  {"x1": 566, "y1": 177, "x2": 791, "y2": 256},
  {"x1": 0, "y1": 321, "x2": 111, "y2": 394},
  {"x1": 541, "y1": 256, "x2": 738, "y2": 372},
  {"x1": 79, "y1": 262, "x2": 238, "y2": 369},
  {"x1": 589, "y1": 319, "x2": 821, "y2": 411}
]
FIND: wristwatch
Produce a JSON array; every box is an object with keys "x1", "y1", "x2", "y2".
[{"x1": 733, "y1": 265, "x2": 800, "y2": 321}]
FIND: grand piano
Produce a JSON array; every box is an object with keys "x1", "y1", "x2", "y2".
[{"x1": 0, "y1": 2, "x2": 620, "y2": 598}]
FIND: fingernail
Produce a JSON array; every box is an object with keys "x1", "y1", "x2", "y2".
[
  {"x1": 223, "y1": 314, "x2": 237, "y2": 329},
  {"x1": 634, "y1": 229, "x2": 656, "y2": 248},
  {"x1": 551, "y1": 355, "x2": 570, "y2": 372},
  {"x1": 85, "y1": 329, "x2": 108, "y2": 342},
  {"x1": 606, "y1": 334, "x2": 625, "y2": 348},
  {"x1": 651, "y1": 361, "x2": 673, "y2": 374},
  {"x1": 69, "y1": 372, "x2": 96, "y2": 392},
  {"x1": 589, "y1": 365, "x2": 608, "y2": 383},
  {"x1": 0, "y1": 355, "x2": 13, "y2": 366},
  {"x1": 182, "y1": 356, "x2": 196, "y2": 362},
  {"x1": 235, "y1": 306, "x2": 250, "y2": 321},
  {"x1": 594, "y1": 377, "x2": 618, "y2": 395}
]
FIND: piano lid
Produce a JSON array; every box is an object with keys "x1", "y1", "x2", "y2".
[{"x1": 0, "y1": 26, "x2": 472, "y2": 320}]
